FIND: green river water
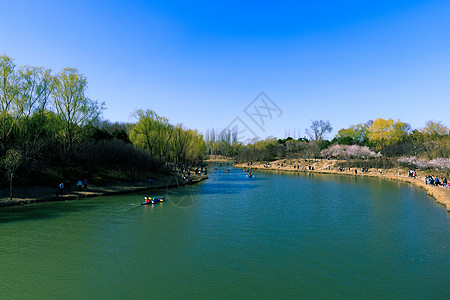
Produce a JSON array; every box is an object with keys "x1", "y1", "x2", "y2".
[{"x1": 0, "y1": 166, "x2": 449, "y2": 299}]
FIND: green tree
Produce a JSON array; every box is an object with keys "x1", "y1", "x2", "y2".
[
  {"x1": 422, "y1": 120, "x2": 449, "y2": 138},
  {"x1": 185, "y1": 129, "x2": 206, "y2": 163},
  {"x1": 129, "y1": 109, "x2": 174, "y2": 160},
  {"x1": 52, "y1": 68, "x2": 104, "y2": 161},
  {"x1": 414, "y1": 120, "x2": 450, "y2": 158},
  {"x1": 2, "y1": 148, "x2": 22, "y2": 200},
  {"x1": 0, "y1": 55, "x2": 24, "y2": 154},
  {"x1": 332, "y1": 122, "x2": 370, "y2": 145}
]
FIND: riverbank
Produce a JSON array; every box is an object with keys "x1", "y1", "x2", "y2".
[
  {"x1": 0, "y1": 173, "x2": 208, "y2": 207},
  {"x1": 204, "y1": 155, "x2": 233, "y2": 162},
  {"x1": 235, "y1": 159, "x2": 450, "y2": 212}
]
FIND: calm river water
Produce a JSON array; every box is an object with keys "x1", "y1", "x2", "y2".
[{"x1": 0, "y1": 166, "x2": 449, "y2": 299}]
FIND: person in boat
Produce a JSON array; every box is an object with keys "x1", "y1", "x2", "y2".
[{"x1": 144, "y1": 197, "x2": 150, "y2": 203}]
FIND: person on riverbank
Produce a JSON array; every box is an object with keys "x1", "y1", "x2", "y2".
[
  {"x1": 77, "y1": 180, "x2": 82, "y2": 191},
  {"x1": 435, "y1": 177, "x2": 440, "y2": 186},
  {"x1": 59, "y1": 182, "x2": 64, "y2": 195},
  {"x1": 83, "y1": 178, "x2": 88, "y2": 191}
]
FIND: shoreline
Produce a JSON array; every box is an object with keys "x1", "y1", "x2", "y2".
[
  {"x1": 235, "y1": 160, "x2": 450, "y2": 212},
  {"x1": 0, "y1": 174, "x2": 208, "y2": 208}
]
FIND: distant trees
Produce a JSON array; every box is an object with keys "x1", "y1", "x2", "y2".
[
  {"x1": 204, "y1": 127, "x2": 238, "y2": 157},
  {"x1": 305, "y1": 120, "x2": 332, "y2": 142},
  {"x1": 398, "y1": 157, "x2": 450, "y2": 171},
  {"x1": 332, "y1": 122, "x2": 371, "y2": 145},
  {"x1": 0, "y1": 54, "x2": 207, "y2": 188},
  {"x1": 130, "y1": 109, "x2": 205, "y2": 164},
  {"x1": 412, "y1": 121, "x2": 450, "y2": 159},
  {"x1": 367, "y1": 118, "x2": 411, "y2": 151},
  {"x1": 231, "y1": 118, "x2": 449, "y2": 164},
  {"x1": 321, "y1": 144, "x2": 380, "y2": 159},
  {"x1": 304, "y1": 120, "x2": 332, "y2": 156}
]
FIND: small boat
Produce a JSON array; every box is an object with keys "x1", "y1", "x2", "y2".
[{"x1": 141, "y1": 197, "x2": 166, "y2": 205}]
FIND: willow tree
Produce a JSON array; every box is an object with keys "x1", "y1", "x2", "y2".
[
  {"x1": 129, "y1": 109, "x2": 174, "y2": 160},
  {"x1": 367, "y1": 118, "x2": 410, "y2": 152},
  {"x1": 185, "y1": 129, "x2": 206, "y2": 163},
  {"x1": 52, "y1": 68, "x2": 104, "y2": 162},
  {"x1": 0, "y1": 55, "x2": 24, "y2": 154},
  {"x1": 170, "y1": 124, "x2": 190, "y2": 163}
]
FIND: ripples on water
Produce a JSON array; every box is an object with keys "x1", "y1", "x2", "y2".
[{"x1": 0, "y1": 166, "x2": 449, "y2": 299}]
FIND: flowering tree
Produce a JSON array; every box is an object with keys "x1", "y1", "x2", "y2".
[
  {"x1": 398, "y1": 156, "x2": 450, "y2": 171},
  {"x1": 321, "y1": 144, "x2": 380, "y2": 159}
]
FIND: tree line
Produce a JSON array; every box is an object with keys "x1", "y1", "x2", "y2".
[
  {"x1": 0, "y1": 55, "x2": 206, "y2": 197},
  {"x1": 207, "y1": 118, "x2": 450, "y2": 166}
]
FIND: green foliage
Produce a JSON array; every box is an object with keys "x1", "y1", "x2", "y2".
[
  {"x1": 2, "y1": 148, "x2": 22, "y2": 199},
  {"x1": 130, "y1": 110, "x2": 205, "y2": 164},
  {"x1": 84, "y1": 125, "x2": 113, "y2": 141},
  {"x1": 52, "y1": 67, "x2": 105, "y2": 157},
  {"x1": 278, "y1": 137, "x2": 293, "y2": 144},
  {"x1": 111, "y1": 128, "x2": 131, "y2": 143},
  {"x1": 38, "y1": 169, "x2": 64, "y2": 185},
  {"x1": 410, "y1": 121, "x2": 450, "y2": 159},
  {"x1": 332, "y1": 123, "x2": 370, "y2": 145},
  {"x1": 0, "y1": 55, "x2": 207, "y2": 188}
]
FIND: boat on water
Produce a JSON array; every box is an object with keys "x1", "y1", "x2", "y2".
[{"x1": 141, "y1": 197, "x2": 166, "y2": 205}]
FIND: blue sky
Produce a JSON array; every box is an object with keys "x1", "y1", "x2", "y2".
[{"x1": 1, "y1": 0, "x2": 449, "y2": 140}]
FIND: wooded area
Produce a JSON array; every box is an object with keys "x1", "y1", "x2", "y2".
[{"x1": 0, "y1": 55, "x2": 206, "y2": 195}]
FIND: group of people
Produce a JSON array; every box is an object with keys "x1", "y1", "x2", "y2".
[
  {"x1": 425, "y1": 175, "x2": 448, "y2": 187},
  {"x1": 77, "y1": 179, "x2": 88, "y2": 191},
  {"x1": 58, "y1": 178, "x2": 88, "y2": 195},
  {"x1": 144, "y1": 196, "x2": 158, "y2": 203},
  {"x1": 408, "y1": 170, "x2": 417, "y2": 178}
]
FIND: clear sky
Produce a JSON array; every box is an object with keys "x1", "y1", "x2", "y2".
[{"x1": 1, "y1": 0, "x2": 449, "y2": 140}]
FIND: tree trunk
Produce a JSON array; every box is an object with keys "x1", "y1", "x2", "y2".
[{"x1": 9, "y1": 174, "x2": 13, "y2": 200}]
